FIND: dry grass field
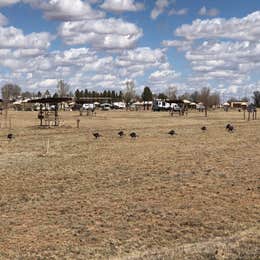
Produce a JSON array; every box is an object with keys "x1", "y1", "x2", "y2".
[{"x1": 0, "y1": 109, "x2": 259, "y2": 259}]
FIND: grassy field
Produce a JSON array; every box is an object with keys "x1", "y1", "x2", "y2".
[{"x1": 0, "y1": 109, "x2": 259, "y2": 259}]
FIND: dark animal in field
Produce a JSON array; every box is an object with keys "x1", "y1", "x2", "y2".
[
  {"x1": 93, "y1": 132, "x2": 101, "y2": 139},
  {"x1": 118, "y1": 131, "x2": 125, "y2": 137},
  {"x1": 226, "y1": 124, "x2": 234, "y2": 132},
  {"x1": 201, "y1": 126, "x2": 207, "y2": 131},
  {"x1": 168, "y1": 130, "x2": 176, "y2": 136},
  {"x1": 7, "y1": 133, "x2": 14, "y2": 141},
  {"x1": 130, "y1": 132, "x2": 138, "y2": 138}
]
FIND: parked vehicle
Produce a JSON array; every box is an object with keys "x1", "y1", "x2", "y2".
[
  {"x1": 196, "y1": 104, "x2": 205, "y2": 111},
  {"x1": 82, "y1": 103, "x2": 95, "y2": 110},
  {"x1": 100, "y1": 103, "x2": 112, "y2": 111},
  {"x1": 113, "y1": 102, "x2": 126, "y2": 109},
  {"x1": 152, "y1": 100, "x2": 171, "y2": 111},
  {"x1": 170, "y1": 103, "x2": 181, "y2": 112}
]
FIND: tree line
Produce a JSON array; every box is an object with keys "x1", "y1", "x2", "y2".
[{"x1": 1, "y1": 81, "x2": 260, "y2": 107}]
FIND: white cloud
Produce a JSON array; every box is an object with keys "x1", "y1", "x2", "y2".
[
  {"x1": 184, "y1": 40, "x2": 260, "y2": 85},
  {"x1": 0, "y1": 0, "x2": 20, "y2": 7},
  {"x1": 198, "y1": 6, "x2": 219, "y2": 17},
  {"x1": 0, "y1": 44, "x2": 173, "y2": 93},
  {"x1": 0, "y1": 26, "x2": 52, "y2": 49},
  {"x1": 162, "y1": 39, "x2": 192, "y2": 51},
  {"x1": 37, "y1": 78, "x2": 57, "y2": 88},
  {"x1": 100, "y1": 0, "x2": 144, "y2": 12},
  {"x1": 149, "y1": 69, "x2": 180, "y2": 82},
  {"x1": 24, "y1": 0, "x2": 104, "y2": 21},
  {"x1": 169, "y1": 8, "x2": 188, "y2": 16},
  {"x1": 58, "y1": 18, "x2": 143, "y2": 50},
  {"x1": 151, "y1": 0, "x2": 170, "y2": 20},
  {"x1": 175, "y1": 11, "x2": 260, "y2": 42}
]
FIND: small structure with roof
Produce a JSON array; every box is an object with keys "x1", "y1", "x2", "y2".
[{"x1": 28, "y1": 97, "x2": 72, "y2": 127}]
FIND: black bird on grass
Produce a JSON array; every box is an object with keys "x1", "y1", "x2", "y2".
[
  {"x1": 201, "y1": 126, "x2": 207, "y2": 131},
  {"x1": 118, "y1": 131, "x2": 125, "y2": 137},
  {"x1": 226, "y1": 124, "x2": 234, "y2": 132},
  {"x1": 93, "y1": 132, "x2": 101, "y2": 139},
  {"x1": 168, "y1": 130, "x2": 176, "y2": 136},
  {"x1": 7, "y1": 133, "x2": 14, "y2": 141},
  {"x1": 130, "y1": 132, "x2": 138, "y2": 138}
]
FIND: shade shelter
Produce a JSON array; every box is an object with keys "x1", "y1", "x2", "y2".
[{"x1": 28, "y1": 97, "x2": 72, "y2": 127}]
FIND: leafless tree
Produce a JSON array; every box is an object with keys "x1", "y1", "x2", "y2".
[
  {"x1": 123, "y1": 80, "x2": 136, "y2": 107},
  {"x1": 166, "y1": 86, "x2": 177, "y2": 100},
  {"x1": 57, "y1": 80, "x2": 70, "y2": 97}
]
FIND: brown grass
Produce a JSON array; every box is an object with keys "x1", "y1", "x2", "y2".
[{"x1": 0, "y1": 110, "x2": 259, "y2": 259}]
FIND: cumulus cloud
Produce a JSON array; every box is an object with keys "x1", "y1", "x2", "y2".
[
  {"x1": 100, "y1": 0, "x2": 144, "y2": 12},
  {"x1": 186, "y1": 41, "x2": 260, "y2": 73},
  {"x1": 151, "y1": 0, "x2": 170, "y2": 20},
  {"x1": 24, "y1": 0, "x2": 104, "y2": 21},
  {"x1": 0, "y1": 43, "x2": 171, "y2": 93},
  {"x1": 162, "y1": 39, "x2": 192, "y2": 51},
  {"x1": 149, "y1": 69, "x2": 180, "y2": 82},
  {"x1": 0, "y1": 26, "x2": 52, "y2": 49},
  {"x1": 198, "y1": 6, "x2": 219, "y2": 17},
  {"x1": 58, "y1": 18, "x2": 143, "y2": 50},
  {"x1": 161, "y1": 11, "x2": 260, "y2": 94},
  {"x1": 175, "y1": 11, "x2": 260, "y2": 42}
]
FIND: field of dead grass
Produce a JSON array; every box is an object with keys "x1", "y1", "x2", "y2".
[{"x1": 0, "y1": 109, "x2": 259, "y2": 259}]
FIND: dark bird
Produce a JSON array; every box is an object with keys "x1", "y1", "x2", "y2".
[
  {"x1": 201, "y1": 126, "x2": 207, "y2": 131},
  {"x1": 7, "y1": 133, "x2": 14, "y2": 141},
  {"x1": 168, "y1": 130, "x2": 176, "y2": 136},
  {"x1": 130, "y1": 132, "x2": 138, "y2": 138},
  {"x1": 93, "y1": 132, "x2": 101, "y2": 139},
  {"x1": 226, "y1": 124, "x2": 234, "y2": 132},
  {"x1": 118, "y1": 131, "x2": 125, "y2": 137}
]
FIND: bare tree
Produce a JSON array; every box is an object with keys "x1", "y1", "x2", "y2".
[
  {"x1": 123, "y1": 80, "x2": 136, "y2": 107},
  {"x1": 1, "y1": 83, "x2": 21, "y2": 101},
  {"x1": 57, "y1": 80, "x2": 70, "y2": 97},
  {"x1": 208, "y1": 92, "x2": 220, "y2": 107},
  {"x1": 166, "y1": 86, "x2": 177, "y2": 100},
  {"x1": 198, "y1": 87, "x2": 211, "y2": 116}
]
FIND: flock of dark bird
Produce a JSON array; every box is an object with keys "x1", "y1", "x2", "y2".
[
  {"x1": 92, "y1": 123, "x2": 235, "y2": 139},
  {"x1": 5, "y1": 124, "x2": 234, "y2": 141}
]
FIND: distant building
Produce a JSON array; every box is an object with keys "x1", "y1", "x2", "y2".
[{"x1": 230, "y1": 101, "x2": 248, "y2": 109}]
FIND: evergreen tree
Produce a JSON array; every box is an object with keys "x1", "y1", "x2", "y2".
[{"x1": 141, "y1": 86, "x2": 153, "y2": 101}]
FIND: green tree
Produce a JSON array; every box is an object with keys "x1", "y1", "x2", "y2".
[
  {"x1": 253, "y1": 91, "x2": 260, "y2": 107},
  {"x1": 84, "y1": 89, "x2": 89, "y2": 97},
  {"x1": 141, "y1": 86, "x2": 153, "y2": 101},
  {"x1": 44, "y1": 90, "x2": 51, "y2": 98},
  {"x1": 158, "y1": 93, "x2": 167, "y2": 100},
  {"x1": 53, "y1": 92, "x2": 59, "y2": 98}
]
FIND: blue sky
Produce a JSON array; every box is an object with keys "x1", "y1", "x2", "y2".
[{"x1": 0, "y1": 0, "x2": 259, "y2": 99}]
